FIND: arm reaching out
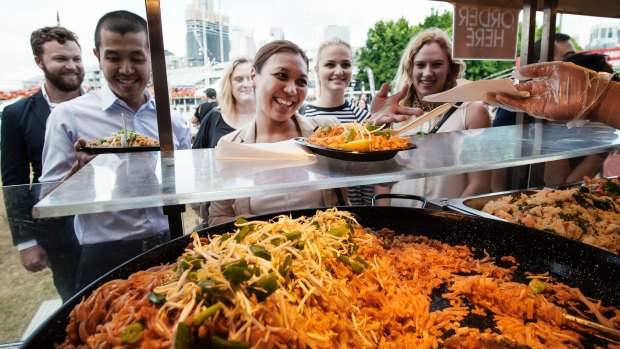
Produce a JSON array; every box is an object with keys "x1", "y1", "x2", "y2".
[
  {"x1": 484, "y1": 62, "x2": 620, "y2": 128},
  {"x1": 370, "y1": 83, "x2": 423, "y2": 124}
]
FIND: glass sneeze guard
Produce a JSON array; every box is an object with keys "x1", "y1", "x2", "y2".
[{"x1": 32, "y1": 123, "x2": 620, "y2": 218}]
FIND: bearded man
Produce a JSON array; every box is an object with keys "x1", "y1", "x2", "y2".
[{"x1": 1, "y1": 26, "x2": 84, "y2": 302}]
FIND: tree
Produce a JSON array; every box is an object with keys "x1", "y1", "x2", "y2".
[{"x1": 355, "y1": 17, "x2": 416, "y2": 91}]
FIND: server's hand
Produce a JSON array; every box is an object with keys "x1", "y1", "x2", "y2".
[{"x1": 485, "y1": 62, "x2": 613, "y2": 127}]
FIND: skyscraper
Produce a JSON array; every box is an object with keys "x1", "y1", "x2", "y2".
[
  {"x1": 230, "y1": 27, "x2": 257, "y2": 58},
  {"x1": 321, "y1": 25, "x2": 351, "y2": 44},
  {"x1": 186, "y1": 0, "x2": 230, "y2": 66}
]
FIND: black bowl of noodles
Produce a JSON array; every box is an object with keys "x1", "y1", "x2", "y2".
[{"x1": 21, "y1": 206, "x2": 620, "y2": 348}]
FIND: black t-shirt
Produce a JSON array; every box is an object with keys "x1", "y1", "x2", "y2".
[
  {"x1": 194, "y1": 101, "x2": 218, "y2": 123},
  {"x1": 192, "y1": 109, "x2": 236, "y2": 149}
]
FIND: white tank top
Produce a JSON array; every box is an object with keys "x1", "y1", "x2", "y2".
[{"x1": 391, "y1": 103, "x2": 470, "y2": 203}]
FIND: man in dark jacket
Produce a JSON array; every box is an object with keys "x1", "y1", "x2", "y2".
[
  {"x1": 0, "y1": 26, "x2": 84, "y2": 301},
  {"x1": 191, "y1": 87, "x2": 218, "y2": 127}
]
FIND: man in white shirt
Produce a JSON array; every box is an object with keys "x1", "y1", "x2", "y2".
[
  {"x1": 40, "y1": 10, "x2": 190, "y2": 290},
  {"x1": 1, "y1": 26, "x2": 84, "y2": 301}
]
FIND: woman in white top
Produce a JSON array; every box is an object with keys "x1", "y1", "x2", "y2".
[
  {"x1": 208, "y1": 40, "x2": 347, "y2": 226},
  {"x1": 389, "y1": 28, "x2": 491, "y2": 203}
]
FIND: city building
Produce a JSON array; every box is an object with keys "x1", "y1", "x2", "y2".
[
  {"x1": 586, "y1": 22, "x2": 620, "y2": 68},
  {"x1": 319, "y1": 24, "x2": 351, "y2": 44},
  {"x1": 230, "y1": 26, "x2": 257, "y2": 58},
  {"x1": 588, "y1": 22, "x2": 620, "y2": 49},
  {"x1": 185, "y1": 0, "x2": 231, "y2": 67}
]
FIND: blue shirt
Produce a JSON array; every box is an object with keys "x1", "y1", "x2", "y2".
[{"x1": 40, "y1": 84, "x2": 190, "y2": 244}]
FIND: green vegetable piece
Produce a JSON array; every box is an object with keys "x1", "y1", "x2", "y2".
[
  {"x1": 592, "y1": 198, "x2": 612, "y2": 210},
  {"x1": 337, "y1": 255, "x2": 366, "y2": 274},
  {"x1": 197, "y1": 280, "x2": 225, "y2": 297},
  {"x1": 235, "y1": 225, "x2": 253, "y2": 242},
  {"x1": 373, "y1": 131, "x2": 391, "y2": 136},
  {"x1": 311, "y1": 221, "x2": 320, "y2": 229},
  {"x1": 181, "y1": 255, "x2": 203, "y2": 269},
  {"x1": 148, "y1": 291, "x2": 166, "y2": 305},
  {"x1": 284, "y1": 230, "x2": 302, "y2": 241},
  {"x1": 174, "y1": 322, "x2": 191, "y2": 349},
  {"x1": 187, "y1": 271, "x2": 198, "y2": 282},
  {"x1": 572, "y1": 193, "x2": 590, "y2": 207},
  {"x1": 366, "y1": 125, "x2": 380, "y2": 131},
  {"x1": 222, "y1": 259, "x2": 252, "y2": 284},
  {"x1": 319, "y1": 125, "x2": 332, "y2": 133},
  {"x1": 278, "y1": 255, "x2": 293, "y2": 277},
  {"x1": 121, "y1": 322, "x2": 143, "y2": 344},
  {"x1": 211, "y1": 336, "x2": 250, "y2": 349},
  {"x1": 603, "y1": 180, "x2": 620, "y2": 196},
  {"x1": 193, "y1": 302, "x2": 223, "y2": 326},
  {"x1": 579, "y1": 186, "x2": 590, "y2": 193},
  {"x1": 326, "y1": 226, "x2": 349, "y2": 238},
  {"x1": 250, "y1": 245, "x2": 271, "y2": 261},
  {"x1": 528, "y1": 279, "x2": 546, "y2": 294},
  {"x1": 248, "y1": 273, "x2": 278, "y2": 302},
  {"x1": 235, "y1": 217, "x2": 248, "y2": 225},
  {"x1": 219, "y1": 233, "x2": 230, "y2": 245},
  {"x1": 354, "y1": 256, "x2": 370, "y2": 268},
  {"x1": 345, "y1": 129, "x2": 356, "y2": 143}
]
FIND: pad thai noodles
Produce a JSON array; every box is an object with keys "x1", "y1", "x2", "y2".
[
  {"x1": 57, "y1": 208, "x2": 619, "y2": 348},
  {"x1": 307, "y1": 123, "x2": 410, "y2": 152},
  {"x1": 88, "y1": 130, "x2": 160, "y2": 148}
]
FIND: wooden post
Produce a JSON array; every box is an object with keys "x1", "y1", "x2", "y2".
[{"x1": 145, "y1": 0, "x2": 185, "y2": 239}]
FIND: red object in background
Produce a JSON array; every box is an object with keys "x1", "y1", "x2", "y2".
[
  {"x1": 584, "y1": 47, "x2": 620, "y2": 68},
  {"x1": 0, "y1": 86, "x2": 40, "y2": 101}
]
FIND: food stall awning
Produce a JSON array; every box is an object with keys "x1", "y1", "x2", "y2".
[{"x1": 432, "y1": 0, "x2": 620, "y2": 18}]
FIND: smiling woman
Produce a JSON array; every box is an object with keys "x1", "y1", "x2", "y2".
[
  {"x1": 207, "y1": 40, "x2": 348, "y2": 226},
  {"x1": 389, "y1": 28, "x2": 492, "y2": 203}
]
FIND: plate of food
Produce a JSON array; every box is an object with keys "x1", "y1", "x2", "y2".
[
  {"x1": 82, "y1": 130, "x2": 160, "y2": 154},
  {"x1": 296, "y1": 123, "x2": 416, "y2": 162}
]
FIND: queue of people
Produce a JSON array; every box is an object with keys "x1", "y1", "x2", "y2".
[{"x1": 3, "y1": 8, "x2": 619, "y2": 302}]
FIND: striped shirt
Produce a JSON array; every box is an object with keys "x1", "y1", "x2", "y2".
[{"x1": 303, "y1": 100, "x2": 372, "y2": 124}]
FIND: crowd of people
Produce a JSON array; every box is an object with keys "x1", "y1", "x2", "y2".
[{"x1": 2, "y1": 8, "x2": 619, "y2": 302}]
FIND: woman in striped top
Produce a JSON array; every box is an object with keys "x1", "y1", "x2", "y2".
[
  {"x1": 302, "y1": 38, "x2": 371, "y2": 124},
  {"x1": 304, "y1": 38, "x2": 410, "y2": 206}
]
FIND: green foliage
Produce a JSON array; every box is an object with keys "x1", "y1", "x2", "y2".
[
  {"x1": 355, "y1": 17, "x2": 416, "y2": 90},
  {"x1": 419, "y1": 8, "x2": 454, "y2": 36}
]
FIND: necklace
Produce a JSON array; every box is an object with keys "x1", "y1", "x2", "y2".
[{"x1": 411, "y1": 93, "x2": 443, "y2": 112}]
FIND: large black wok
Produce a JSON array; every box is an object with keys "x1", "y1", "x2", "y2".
[{"x1": 21, "y1": 206, "x2": 620, "y2": 348}]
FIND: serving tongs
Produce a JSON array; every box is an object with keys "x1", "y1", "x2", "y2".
[
  {"x1": 384, "y1": 103, "x2": 452, "y2": 136},
  {"x1": 120, "y1": 112, "x2": 128, "y2": 147},
  {"x1": 563, "y1": 313, "x2": 620, "y2": 344}
]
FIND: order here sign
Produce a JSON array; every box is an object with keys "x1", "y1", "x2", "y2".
[{"x1": 453, "y1": 4, "x2": 520, "y2": 60}]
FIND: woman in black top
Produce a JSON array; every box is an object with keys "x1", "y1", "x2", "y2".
[{"x1": 193, "y1": 57, "x2": 255, "y2": 148}]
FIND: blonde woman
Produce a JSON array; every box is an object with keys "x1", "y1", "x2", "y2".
[
  {"x1": 390, "y1": 28, "x2": 491, "y2": 202},
  {"x1": 193, "y1": 57, "x2": 255, "y2": 148},
  {"x1": 304, "y1": 37, "x2": 418, "y2": 205}
]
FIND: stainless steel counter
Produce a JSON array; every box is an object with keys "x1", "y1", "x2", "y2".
[{"x1": 32, "y1": 123, "x2": 620, "y2": 218}]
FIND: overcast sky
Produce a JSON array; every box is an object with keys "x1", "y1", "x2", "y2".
[{"x1": 0, "y1": 0, "x2": 618, "y2": 90}]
